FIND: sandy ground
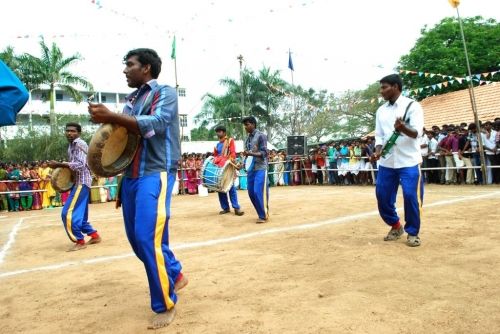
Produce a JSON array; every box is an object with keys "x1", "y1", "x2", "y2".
[{"x1": 1, "y1": 184, "x2": 500, "y2": 334}]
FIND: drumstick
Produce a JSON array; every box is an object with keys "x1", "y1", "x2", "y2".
[{"x1": 88, "y1": 94, "x2": 95, "y2": 123}]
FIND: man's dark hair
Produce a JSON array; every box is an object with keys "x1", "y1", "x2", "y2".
[
  {"x1": 468, "y1": 122, "x2": 477, "y2": 131},
  {"x1": 65, "y1": 122, "x2": 81, "y2": 133},
  {"x1": 380, "y1": 74, "x2": 403, "y2": 92},
  {"x1": 124, "y1": 48, "x2": 162, "y2": 79},
  {"x1": 214, "y1": 125, "x2": 226, "y2": 133},
  {"x1": 242, "y1": 116, "x2": 257, "y2": 126}
]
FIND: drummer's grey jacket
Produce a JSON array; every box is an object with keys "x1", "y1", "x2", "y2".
[
  {"x1": 245, "y1": 129, "x2": 268, "y2": 171},
  {"x1": 123, "y1": 79, "x2": 180, "y2": 177}
]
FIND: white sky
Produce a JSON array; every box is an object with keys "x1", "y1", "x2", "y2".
[{"x1": 1, "y1": 0, "x2": 499, "y2": 119}]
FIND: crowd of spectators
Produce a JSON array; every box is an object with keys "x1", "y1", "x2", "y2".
[
  {"x1": 2, "y1": 119, "x2": 499, "y2": 211},
  {"x1": 0, "y1": 161, "x2": 118, "y2": 212}
]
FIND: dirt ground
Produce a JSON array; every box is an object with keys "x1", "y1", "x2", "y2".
[{"x1": 1, "y1": 184, "x2": 500, "y2": 334}]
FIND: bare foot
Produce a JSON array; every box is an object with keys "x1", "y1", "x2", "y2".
[
  {"x1": 147, "y1": 308, "x2": 176, "y2": 330},
  {"x1": 66, "y1": 243, "x2": 86, "y2": 252},
  {"x1": 174, "y1": 274, "x2": 189, "y2": 292}
]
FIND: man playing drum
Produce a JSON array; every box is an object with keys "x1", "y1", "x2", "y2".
[
  {"x1": 48, "y1": 123, "x2": 101, "y2": 251},
  {"x1": 213, "y1": 125, "x2": 244, "y2": 216},
  {"x1": 242, "y1": 116, "x2": 270, "y2": 224},
  {"x1": 88, "y1": 48, "x2": 186, "y2": 330}
]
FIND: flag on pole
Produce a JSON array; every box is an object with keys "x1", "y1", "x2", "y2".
[
  {"x1": 448, "y1": 0, "x2": 460, "y2": 8},
  {"x1": 171, "y1": 35, "x2": 176, "y2": 60},
  {"x1": 288, "y1": 49, "x2": 294, "y2": 71}
]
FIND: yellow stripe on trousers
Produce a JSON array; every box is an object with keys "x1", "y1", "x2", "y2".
[
  {"x1": 154, "y1": 172, "x2": 175, "y2": 310},
  {"x1": 66, "y1": 185, "x2": 82, "y2": 242}
]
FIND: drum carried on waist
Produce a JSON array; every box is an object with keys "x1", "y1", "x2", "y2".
[
  {"x1": 200, "y1": 156, "x2": 236, "y2": 193},
  {"x1": 51, "y1": 167, "x2": 74, "y2": 192},
  {"x1": 87, "y1": 124, "x2": 140, "y2": 177}
]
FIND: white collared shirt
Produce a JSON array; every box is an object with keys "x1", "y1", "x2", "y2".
[
  {"x1": 428, "y1": 137, "x2": 438, "y2": 159},
  {"x1": 375, "y1": 95, "x2": 424, "y2": 168},
  {"x1": 482, "y1": 130, "x2": 498, "y2": 155}
]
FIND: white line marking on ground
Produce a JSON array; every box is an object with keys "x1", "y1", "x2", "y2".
[
  {"x1": 0, "y1": 218, "x2": 24, "y2": 266},
  {"x1": 0, "y1": 191, "x2": 498, "y2": 279}
]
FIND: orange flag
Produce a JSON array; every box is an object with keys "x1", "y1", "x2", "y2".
[{"x1": 448, "y1": 0, "x2": 460, "y2": 8}]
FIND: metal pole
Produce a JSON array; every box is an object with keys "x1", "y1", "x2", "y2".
[
  {"x1": 456, "y1": 8, "x2": 488, "y2": 184},
  {"x1": 237, "y1": 54, "x2": 245, "y2": 139},
  {"x1": 174, "y1": 57, "x2": 185, "y2": 194}
]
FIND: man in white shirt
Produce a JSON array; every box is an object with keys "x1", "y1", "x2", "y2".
[
  {"x1": 481, "y1": 121, "x2": 498, "y2": 184},
  {"x1": 426, "y1": 131, "x2": 439, "y2": 184},
  {"x1": 371, "y1": 74, "x2": 424, "y2": 247}
]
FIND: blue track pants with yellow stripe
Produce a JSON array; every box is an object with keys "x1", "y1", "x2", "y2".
[
  {"x1": 375, "y1": 165, "x2": 424, "y2": 236},
  {"x1": 218, "y1": 185, "x2": 240, "y2": 211},
  {"x1": 247, "y1": 169, "x2": 269, "y2": 220},
  {"x1": 61, "y1": 185, "x2": 96, "y2": 242},
  {"x1": 121, "y1": 172, "x2": 182, "y2": 313}
]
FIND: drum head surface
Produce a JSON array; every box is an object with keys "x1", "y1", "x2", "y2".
[
  {"x1": 51, "y1": 167, "x2": 74, "y2": 192},
  {"x1": 88, "y1": 124, "x2": 139, "y2": 177}
]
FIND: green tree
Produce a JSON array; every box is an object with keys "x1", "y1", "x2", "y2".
[
  {"x1": 20, "y1": 38, "x2": 93, "y2": 135},
  {"x1": 398, "y1": 16, "x2": 500, "y2": 100},
  {"x1": 190, "y1": 120, "x2": 217, "y2": 141},
  {"x1": 196, "y1": 66, "x2": 286, "y2": 142}
]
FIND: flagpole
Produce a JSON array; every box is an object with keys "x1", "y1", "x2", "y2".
[
  {"x1": 454, "y1": 6, "x2": 488, "y2": 184},
  {"x1": 237, "y1": 54, "x2": 245, "y2": 139},
  {"x1": 172, "y1": 35, "x2": 185, "y2": 194},
  {"x1": 289, "y1": 49, "x2": 297, "y2": 134}
]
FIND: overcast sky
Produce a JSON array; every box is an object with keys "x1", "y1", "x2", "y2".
[{"x1": 1, "y1": 0, "x2": 499, "y2": 118}]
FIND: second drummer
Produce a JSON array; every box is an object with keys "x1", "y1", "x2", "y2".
[
  {"x1": 213, "y1": 125, "x2": 244, "y2": 216},
  {"x1": 48, "y1": 122, "x2": 102, "y2": 251}
]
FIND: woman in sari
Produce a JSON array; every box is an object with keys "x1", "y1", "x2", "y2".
[
  {"x1": 0, "y1": 163, "x2": 9, "y2": 211},
  {"x1": 19, "y1": 164, "x2": 33, "y2": 211},
  {"x1": 275, "y1": 152, "x2": 285, "y2": 186},
  {"x1": 292, "y1": 155, "x2": 302, "y2": 185},
  {"x1": 185, "y1": 153, "x2": 198, "y2": 194},
  {"x1": 349, "y1": 141, "x2": 361, "y2": 185},
  {"x1": 7, "y1": 164, "x2": 21, "y2": 211},
  {"x1": 39, "y1": 161, "x2": 56, "y2": 208},
  {"x1": 29, "y1": 164, "x2": 42, "y2": 210}
]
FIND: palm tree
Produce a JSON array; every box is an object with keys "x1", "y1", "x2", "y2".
[{"x1": 21, "y1": 38, "x2": 93, "y2": 135}]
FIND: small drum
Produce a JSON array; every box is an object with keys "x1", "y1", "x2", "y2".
[
  {"x1": 88, "y1": 124, "x2": 140, "y2": 177},
  {"x1": 201, "y1": 156, "x2": 236, "y2": 193},
  {"x1": 244, "y1": 156, "x2": 255, "y2": 172},
  {"x1": 51, "y1": 167, "x2": 74, "y2": 192}
]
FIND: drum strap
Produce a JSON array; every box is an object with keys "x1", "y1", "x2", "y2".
[{"x1": 222, "y1": 138, "x2": 231, "y2": 158}]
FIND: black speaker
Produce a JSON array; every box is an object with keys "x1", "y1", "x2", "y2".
[{"x1": 287, "y1": 136, "x2": 307, "y2": 156}]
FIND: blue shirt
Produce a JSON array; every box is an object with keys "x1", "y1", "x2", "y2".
[
  {"x1": 123, "y1": 80, "x2": 180, "y2": 177},
  {"x1": 0, "y1": 60, "x2": 29, "y2": 126},
  {"x1": 245, "y1": 129, "x2": 268, "y2": 171}
]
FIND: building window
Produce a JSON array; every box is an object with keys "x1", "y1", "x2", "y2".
[
  {"x1": 178, "y1": 88, "x2": 186, "y2": 97},
  {"x1": 56, "y1": 93, "x2": 63, "y2": 101},
  {"x1": 101, "y1": 95, "x2": 107, "y2": 103},
  {"x1": 182, "y1": 135, "x2": 189, "y2": 142},
  {"x1": 179, "y1": 114, "x2": 188, "y2": 127}
]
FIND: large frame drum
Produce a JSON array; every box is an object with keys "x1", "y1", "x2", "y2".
[
  {"x1": 51, "y1": 167, "x2": 74, "y2": 192},
  {"x1": 87, "y1": 124, "x2": 139, "y2": 177}
]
